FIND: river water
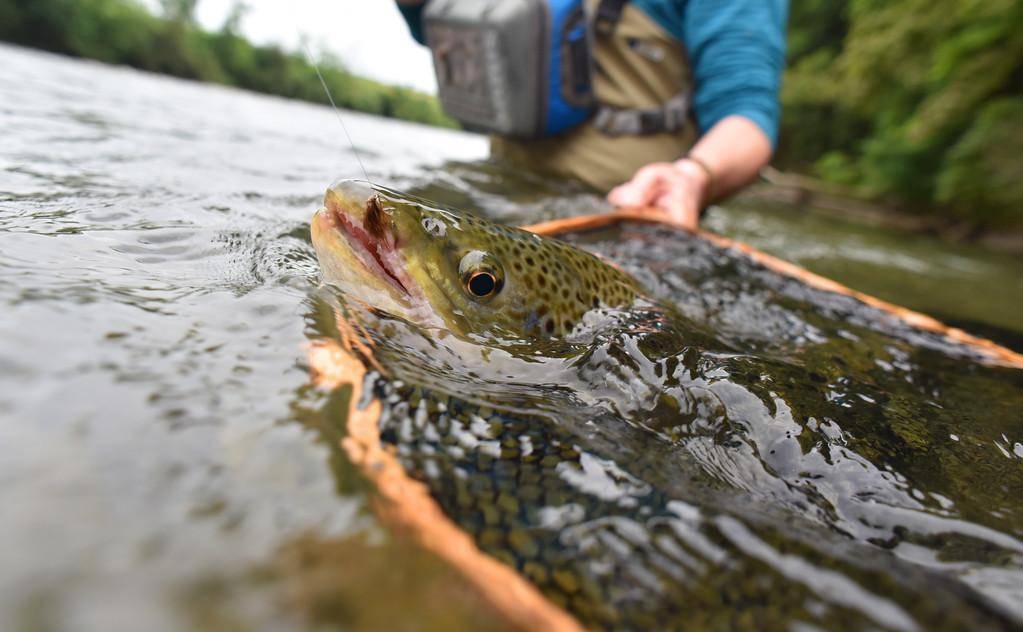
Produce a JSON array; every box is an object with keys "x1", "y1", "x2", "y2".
[{"x1": 2, "y1": 43, "x2": 1022, "y2": 631}]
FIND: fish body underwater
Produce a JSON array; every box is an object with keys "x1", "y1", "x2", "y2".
[{"x1": 310, "y1": 181, "x2": 1021, "y2": 630}]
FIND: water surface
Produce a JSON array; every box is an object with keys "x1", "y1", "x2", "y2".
[{"x1": 2, "y1": 43, "x2": 1021, "y2": 630}]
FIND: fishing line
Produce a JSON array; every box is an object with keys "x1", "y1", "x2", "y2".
[{"x1": 301, "y1": 41, "x2": 370, "y2": 181}]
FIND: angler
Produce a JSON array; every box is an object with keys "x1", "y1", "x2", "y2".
[{"x1": 396, "y1": 0, "x2": 787, "y2": 230}]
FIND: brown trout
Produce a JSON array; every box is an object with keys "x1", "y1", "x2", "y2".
[
  {"x1": 309, "y1": 181, "x2": 1020, "y2": 631},
  {"x1": 311, "y1": 179, "x2": 642, "y2": 340}
]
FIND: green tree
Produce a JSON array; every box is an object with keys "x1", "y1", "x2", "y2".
[
  {"x1": 159, "y1": 0, "x2": 197, "y2": 23},
  {"x1": 779, "y1": 0, "x2": 1023, "y2": 228},
  {"x1": 0, "y1": 0, "x2": 455, "y2": 129}
]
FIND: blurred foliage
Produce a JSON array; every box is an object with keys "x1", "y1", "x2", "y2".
[
  {"x1": 0, "y1": 0, "x2": 456, "y2": 129},
  {"x1": 780, "y1": 0, "x2": 1023, "y2": 228}
]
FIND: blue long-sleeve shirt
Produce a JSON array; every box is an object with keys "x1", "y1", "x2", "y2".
[{"x1": 398, "y1": 0, "x2": 788, "y2": 146}]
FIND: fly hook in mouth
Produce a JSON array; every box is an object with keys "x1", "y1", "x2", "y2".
[
  {"x1": 329, "y1": 195, "x2": 410, "y2": 296},
  {"x1": 365, "y1": 194, "x2": 388, "y2": 239}
]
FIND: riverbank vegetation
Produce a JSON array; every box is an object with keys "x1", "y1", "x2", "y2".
[
  {"x1": 779, "y1": 0, "x2": 1023, "y2": 230},
  {"x1": 0, "y1": 0, "x2": 455, "y2": 128},
  {"x1": 1, "y1": 0, "x2": 1019, "y2": 231}
]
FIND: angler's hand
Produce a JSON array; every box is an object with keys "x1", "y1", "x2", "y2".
[{"x1": 606, "y1": 159, "x2": 711, "y2": 231}]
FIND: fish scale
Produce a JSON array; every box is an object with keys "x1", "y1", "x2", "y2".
[
  {"x1": 373, "y1": 378, "x2": 1014, "y2": 631},
  {"x1": 432, "y1": 210, "x2": 641, "y2": 336}
]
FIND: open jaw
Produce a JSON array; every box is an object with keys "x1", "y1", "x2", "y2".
[{"x1": 328, "y1": 196, "x2": 414, "y2": 298}]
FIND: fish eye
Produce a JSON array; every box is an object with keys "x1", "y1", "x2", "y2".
[
  {"x1": 467, "y1": 271, "x2": 497, "y2": 297},
  {"x1": 458, "y1": 250, "x2": 504, "y2": 301}
]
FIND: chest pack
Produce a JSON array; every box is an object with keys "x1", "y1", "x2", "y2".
[{"x1": 423, "y1": 0, "x2": 687, "y2": 139}]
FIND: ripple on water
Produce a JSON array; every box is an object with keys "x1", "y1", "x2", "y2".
[
  {"x1": 0, "y1": 43, "x2": 493, "y2": 630},
  {"x1": 3, "y1": 42, "x2": 1022, "y2": 630}
]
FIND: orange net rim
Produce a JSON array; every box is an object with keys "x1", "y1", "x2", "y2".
[
  {"x1": 308, "y1": 332, "x2": 583, "y2": 632},
  {"x1": 307, "y1": 210, "x2": 1022, "y2": 631}
]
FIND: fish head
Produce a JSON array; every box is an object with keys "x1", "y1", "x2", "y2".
[{"x1": 311, "y1": 179, "x2": 640, "y2": 341}]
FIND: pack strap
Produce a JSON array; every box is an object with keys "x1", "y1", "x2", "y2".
[
  {"x1": 594, "y1": 0, "x2": 629, "y2": 36},
  {"x1": 592, "y1": 92, "x2": 691, "y2": 136}
]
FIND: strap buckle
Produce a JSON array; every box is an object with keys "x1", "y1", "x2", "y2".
[{"x1": 593, "y1": 92, "x2": 691, "y2": 136}]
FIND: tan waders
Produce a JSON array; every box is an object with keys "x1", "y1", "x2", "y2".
[{"x1": 491, "y1": 1, "x2": 696, "y2": 190}]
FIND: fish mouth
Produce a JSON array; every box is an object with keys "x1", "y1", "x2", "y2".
[
  {"x1": 318, "y1": 179, "x2": 413, "y2": 297},
  {"x1": 311, "y1": 179, "x2": 460, "y2": 334}
]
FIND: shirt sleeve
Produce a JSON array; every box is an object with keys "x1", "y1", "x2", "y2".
[
  {"x1": 682, "y1": 0, "x2": 789, "y2": 147},
  {"x1": 396, "y1": 2, "x2": 428, "y2": 45}
]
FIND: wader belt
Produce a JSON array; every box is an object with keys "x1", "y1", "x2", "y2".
[{"x1": 593, "y1": 91, "x2": 690, "y2": 136}]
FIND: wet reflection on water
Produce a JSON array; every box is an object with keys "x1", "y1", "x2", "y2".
[
  {"x1": 3, "y1": 42, "x2": 1022, "y2": 630},
  {"x1": 0, "y1": 44, "x2": 494, "y2": 630}
]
